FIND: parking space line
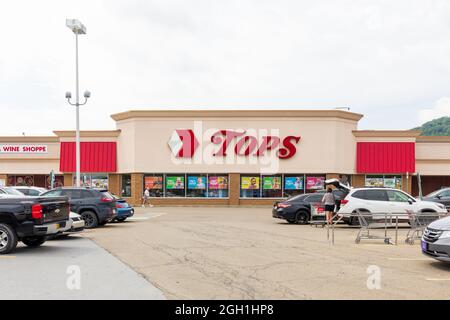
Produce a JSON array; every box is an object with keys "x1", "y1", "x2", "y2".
[
  {"x1": 426, "y1": 278, "x2": 450, "y2": 281},
  {"x1": 387, "y1": 258, "x2": 432, "y2": 261},
  {"x1": 0, "y1": 256, "x2": 16, "y2": 259}
]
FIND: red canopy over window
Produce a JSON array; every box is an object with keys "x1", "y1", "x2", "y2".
[
  {"x1": 356, "y1": 142, "x2": 415, "y2": 174},
  {"x1": 59, "y1": 142, "x2": 117, "y2": 173}
]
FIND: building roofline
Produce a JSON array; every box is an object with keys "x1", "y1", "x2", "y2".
[
  {"x1": 416, "y1": 136, "x2": 450, "y2": 143},
  {"x1": 53, "y1": 130, "x2": 121, "y2": 138},
  {"x1": 353, "y1": 130, "x2": 422, "y2": 138},
  {"x1": 110, "y1": 109, "x2": 364, "y2": 122},
  {"x1": 0, "y1": 136, "x2": 59, "y2": 142}
]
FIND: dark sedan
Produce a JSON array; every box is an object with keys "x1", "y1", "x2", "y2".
[
  {"x1": 272, "y1": 190, "x2": 345, "y2": 224},
  {"x1": 421, "y1": 188, "x2": 450, "y2": 212}
]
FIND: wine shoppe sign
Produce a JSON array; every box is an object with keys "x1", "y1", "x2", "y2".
[
  {"x1": 168, "y1": 129, "x2": 301, "y2": 159},
  {"x1": 0, "y1": 145, "x2": 48, "y2": 154}
]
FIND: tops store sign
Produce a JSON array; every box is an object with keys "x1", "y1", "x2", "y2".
[
  {"x1": 168, "y1": 129, "x2": 301, "y2": 160},
  {"x1": 0, "y1": 145, "x2": 48, "y2": 154}
]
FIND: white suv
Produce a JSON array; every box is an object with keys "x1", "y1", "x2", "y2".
[{"x1": 324, "y1": 180, "x2": 447, "y2": 225}]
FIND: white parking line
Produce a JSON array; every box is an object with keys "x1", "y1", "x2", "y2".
[
  {"x1": 426, "y1": 278, "x2": 450, "y2": 281},
  {"x1": 387, "y1": 258, "x2": 432, "y2": 261},
  {"x1": 0, "y1": 256, "x2": 16, "y2": 259}
]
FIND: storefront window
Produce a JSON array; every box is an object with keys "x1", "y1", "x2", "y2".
[
  {"x1": 366, "y1": 175, "x2": 402, "y2": 189},
  {"x1": 144, "y1": 174, "x2": 164, "y2": 197},
  {"x1": 91, "y1": 174, "x2": 108, "y2": 189},
  {"x1": 7, "y1": 175, "x2": 64, "y2": 189},
  {"x1": 283, "y1": 175, "x2": 305, "y2": 197},
  {"x1": 207, "y1": 175, "x2": 229, "y2": 198},
  {"x1": 262, "y1": 175, "x2": 282, "y2": 198},
  {"x1": 365, "y1": 175, "x2": 384, "y2": 187},
  {"x1": 73, "y1": 173, "x2": 109, "y2": 189},
  {"x1": 165, "y1": 174, "x2": 185, "y2": 197},
  {"x1": 240, "y1": 175, "x2": 261, "y2": 198},
  {"x1": 305, "y1": 175, "x2": 325, "y2": 193},
  {"x1": 187, "y1": 175, "x2": 207, "y2": 197},
  {"x1": 121, "y1": 174, "x2": 132, "y2": 197}
]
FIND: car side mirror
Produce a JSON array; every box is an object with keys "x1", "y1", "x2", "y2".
[
  {"x1": 408, "y1": 200, "x2": 413, "y2": 205},
  {"x1": 435, "y1": 195, "x2": 442, "y2": 199}
]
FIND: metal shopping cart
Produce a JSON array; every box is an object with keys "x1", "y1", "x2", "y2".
[
  {"x1": 354, "y1": 210, "x2": 393, "y2": 244},
  {"x1": 405, "y1": 212, "x2": 445, "y2": 245}
]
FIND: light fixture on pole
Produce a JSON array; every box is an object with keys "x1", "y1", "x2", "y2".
[{"x1": 65, "y1": 19, "x2": 90, "y2": 187}]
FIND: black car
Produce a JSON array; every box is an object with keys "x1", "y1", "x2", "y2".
[
  {"x1": 421, "y1": 188, "x2": 450, "y2": 212},
  {"x1": 41, "y1": 187, "x2": 117, "y2": 228},
  {"x1": 273, "y1": 188, "x2": 346, "y2": 224}
]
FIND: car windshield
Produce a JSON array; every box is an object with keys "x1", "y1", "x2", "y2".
[
  {"x1": 286, "y1": 194, "x2": 309, "y2": 202},
  {"x1": 2, "y1": 187, "x2": 25, "y2": 196},
  {"x1": 425, "y1": 190, "x2": 443, "y2": 198},
  {"x1": 101, "y1": 191, "x2": 115, "y2": 199}
]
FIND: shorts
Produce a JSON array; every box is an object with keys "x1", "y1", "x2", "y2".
[{"x1": 324, "y1": 205, "x2": 335, "y2": 212}]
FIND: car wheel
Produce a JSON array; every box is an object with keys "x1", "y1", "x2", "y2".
[
  {"x1": 116, "y1": 217, "x2": 127, "y2": 222},
  {"x1": 295, "y1": 211, "x2": 309, "y2": 225},
  {"x1": 98, "y1": 221, "x2": 108, "y2": 226},
  {"x1": 0, "y1": 223, "x2": 18, "y2": 254},
  {"x1": 81, "y1": 211, "x2": 99, "y2": 229},
  {"x1": 22, "y1": 236, "x2": 46, "y2": 248}
]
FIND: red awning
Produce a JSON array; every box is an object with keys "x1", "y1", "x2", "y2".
[
  {"x1": 356, "y1": 142, "x2": 415, "y2": 174},
  {"x1": 60, "y1": 142, "x2": 117, "y2": 173}
]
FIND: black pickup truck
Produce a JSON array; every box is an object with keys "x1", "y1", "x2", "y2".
[{"x1": 0, "y1": 196, "x2": 70, "y2": 254}]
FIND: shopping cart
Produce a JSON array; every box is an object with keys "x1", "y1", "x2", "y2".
[
  {"x1": 354, "y1": 210, "x2": 393, "y2": 244},
  {"x1": 405, "y1": 212, "x2": 445, "y2": 245}
]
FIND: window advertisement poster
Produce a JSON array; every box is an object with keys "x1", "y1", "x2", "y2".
[
  {"x1": 188, "y1": 176, "x2": 206, "y2": 189},
  {"x1": 166, "y1": 176, "x2": 185, "y2": 189},
  {"x1": 384, "y1": 176, "x2": 402, "y2": 189},
  {"x1": 92, "y1": 178, "x2": 108, "y2": 189},
  {"x1": 241, "y1": 177, "x2": 260, "y2": 190},
  {"x1": 365, "y1": 176, "x2": 384, "y2": 187},
  {"x1": 263, "y1": 176, "x2": 282, "y2": 190},
  {"x1": 208, "y1": 176, "x2": 228, "y2": 190},
  {"x1": 306, "y1": 176, "x2": 325, "y2": 190},
  {"x1": 145, "y1": 176, "x2": 163, "y2": 189},
  {"x1": 284, "y1": 176, "x2": 304, "y2": 190}
]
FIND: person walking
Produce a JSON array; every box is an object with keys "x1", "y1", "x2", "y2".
[
  {"x1": 322, "y1": 188, "x2": 335, "y2": 224},
  {"x1": 142, "y1": 187, "x2": 153, "y2": 208}
]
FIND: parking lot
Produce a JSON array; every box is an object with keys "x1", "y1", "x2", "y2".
[{"x1": 80, "y1": 206, "x2": 450, "y2": 300}]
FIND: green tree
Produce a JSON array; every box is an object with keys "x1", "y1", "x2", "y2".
[{"x1": 413, "y1": 116, "x2": 450, "y2": 136}]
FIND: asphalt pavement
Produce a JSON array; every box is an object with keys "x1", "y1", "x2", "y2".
[{"x1": 0, "y1": 235, "x2": 165, "y2": 300}]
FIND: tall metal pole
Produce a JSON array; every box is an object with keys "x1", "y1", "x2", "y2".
[{"x1": 75, "y1": 32, "x2": 81, "y2": 187}]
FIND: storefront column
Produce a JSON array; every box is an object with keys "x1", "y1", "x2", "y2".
[
  {"x1": 403, "y1": 174, "x2": 412, "y2": 194},
  {"x1": 131, "y1": 173, "x2": 143, "y2": 206},
  {"x1": 63, "y1": 173, "x2": 72, "y2": 187},
  {"x1": 229, "y1": 173, "x2": 240, "y2": 206},
  {"x1": 0, "y1": 174, "x2": 6, "y2": 187},
  {"x1": 108, "y1": 174, "x2": 120, "y2": 196},
  {"x1": 352, "y1": 174, "x2": 365, "y2": 188}
]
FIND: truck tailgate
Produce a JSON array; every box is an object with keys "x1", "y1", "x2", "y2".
[{"x1": 36, "y1": 196, "x2": 70, "y2": 224}]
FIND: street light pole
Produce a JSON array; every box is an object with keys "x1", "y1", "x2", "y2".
[{"x1": 65, "y1": 19, "x2": 90, "y2": 187}]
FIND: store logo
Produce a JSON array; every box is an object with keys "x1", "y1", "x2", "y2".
[
  {"x1": 168, "y1": 129, "x2": 200, "y2": 158},
  {"x1": 169, "y1": 129, "x2": 301, "y2": 160}
]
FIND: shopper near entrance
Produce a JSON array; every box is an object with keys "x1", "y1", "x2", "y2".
[
  {"x1": 322, "y1": 188, "x2": 335, "y2": 224},
  {"x1": 142, "y1": 187, "x2": 153, "y2": 208}
]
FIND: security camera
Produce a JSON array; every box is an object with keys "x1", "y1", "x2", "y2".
[
  {"x1": 65, "y1": 91, "x2": 72, "y2": 99},
  {"x1": 84, "y1": 90, "x2": 91, "y2": 98}
]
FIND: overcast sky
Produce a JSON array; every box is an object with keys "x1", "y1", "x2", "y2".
[{"x1": 0, "y1": 0, "x2": 449, "y2": 135}]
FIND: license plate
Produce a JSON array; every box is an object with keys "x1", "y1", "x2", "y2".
[
  {"x1": 421, "y1": 241, "x2": 428, "y2": 252},
  {"x1": 54, "y1": 223, "x2": 61, "y2": 229}
]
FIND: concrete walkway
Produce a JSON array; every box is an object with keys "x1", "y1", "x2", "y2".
[{"x1": 0, "y1": 235, "x2": 165, "y2": 300}]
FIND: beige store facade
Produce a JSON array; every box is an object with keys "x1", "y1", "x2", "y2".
[{"x1": 0, "y1": 109, "x2": 449, "y2": 206}]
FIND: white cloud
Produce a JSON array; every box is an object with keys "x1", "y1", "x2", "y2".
[{"x1": 418, "y1": 97, "x2": 450, "y2": 124}]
